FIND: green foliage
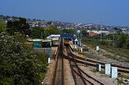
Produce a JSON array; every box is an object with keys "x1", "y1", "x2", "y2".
[
  {"x1": 117, "y1": 33, "x2": 128, "y2": 48},
  {"x1": 0, "y1": 33, "x2": 48, "y2": 85},
  {"x1": 97, "y1": 70, "x2": 105, "y2": 74},
  {"x1": 91, "y1": 26, "x2": 97, "y2": 30},
  {"x1": 126, "y1": 40, "x2": 129, "y2": 49},
  {"x1": 81, "y1": 30, "x2": 88, "y2": 37},
  {"x1": 117, "y1": 79, "x2": 124, "y2": 85},
  {"x1": 13, "y1": 32, "x2": 25, "y2": 43},
  {"x1": 44, "y1": 26, "x2": 60, "y2": 36},
  {"x1": 91, "y1": 69, "x2": 97, "y2": 73},
  {"x1": 7, "y1": 18, "x2": 30, "y2": 35},
  {"x1": 61, "y1": 29, "x2": 76, "y2": 34},
  {"x1": 31, "y1": 27, "x2": 44, "y2": 39},
  {"x1": 82, "y1": 35, "x2": 129, "y2": 62},
  {"x1": 40, "y1": 73, "x2": 45, "y2": 80},
  {"x1": 119, "y1": 74, "x2": 129, "y2": 79},
  {"x1": 84, "y1": 33, "x2": 129, "y2": 49},
  {"x1": 0, "y1": 20, "x2": 6, "y2": 32},
  {"x1": 36, "y1": 52, "x2": 48, "y2": 71},
  {"x1": 47, "y1": 21, "x2": 52, "y2": 25}
]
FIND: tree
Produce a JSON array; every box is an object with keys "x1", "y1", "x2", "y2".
[
  {"x1": 61, "y1": 29, "x2": 76, "y2": 34},
  {"x1": 91, "y1": 26, "x2": 97, "y2": 30},
  {"x1": 47, "y1": 21, "x2": 52, "y2": 25},
  {"x1": 0, "y1": 20, "x2": 6, "y2": 32},
  {"x1": 44, "y1": 26, "x2": 60, "y2": 36},
  {"x1": 117, "y1": 34, "x2": 128, "y2": 48},
  {"x1": 81, "y1": 30, "x2": 88, "y2": 37},
  {"x1": 127, "y1": 40, "x2": 129, "y2": 49},
  {"x1": 31, "y1": 27, "x2": 44, "y2": 39},
  {"x1": 0, "y1": 33, "x2": 47, "y2": 85},
  {"x1": 7, "y1": 18, "x2": 30, "y2": 35},
  {"x1": 114, "y1": 27, "x2": 122, "y2": 34}
]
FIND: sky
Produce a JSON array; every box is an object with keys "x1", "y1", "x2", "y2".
[{"x1": 0, "y1": 0, "x2": 129, "y2": 26}]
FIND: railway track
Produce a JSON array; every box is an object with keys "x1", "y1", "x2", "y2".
[
  {"x1": 70, "y1": 60, "x2": 87, "y2": 85},
  {"x1": 69, "y1": 45, "x2": 129, "y2": 74},
  {"x1": 52, "y1": 38, "x2": 128, "y2": 85},
  {"x1": 52, "y1": 38, "x2": 64, "y2": 85},
  {"x1": 66, "y1": 46, "x2": 104, "y2": 85}
]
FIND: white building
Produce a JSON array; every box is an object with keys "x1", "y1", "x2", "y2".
[
  {"x1": 87, "y1": 30, "x2": 110, "y2": 35},
  {"x1": 47, "y1": 34, "x2": 60, "y2": 39}
]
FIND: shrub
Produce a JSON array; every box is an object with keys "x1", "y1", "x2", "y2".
[{"x1": 0, "y1": 33, "x2": 47, "y2": 85}]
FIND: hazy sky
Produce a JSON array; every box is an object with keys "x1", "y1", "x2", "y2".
[{"x1": 0, "y1": 0, "x2": 129, "y2": 26}]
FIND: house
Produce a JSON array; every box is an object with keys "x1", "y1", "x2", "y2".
[
  {"x1": 89, "y1": 32, "x2": 98, "y2": 37},
  {"x1": 87, "y1": 30, "x2": 110, "y2": 37}
]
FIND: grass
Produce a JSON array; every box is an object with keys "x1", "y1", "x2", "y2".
[
  {"x1": 117, "y1": 74, "x2": 129, "y2": 85},
  {"x1": 78, "y1": 51, "x2": 93, "y2": 58},
  {"x1": 40, "y1": 72, "x2": 45, "y2": 80},
  {"x1": 101, "y1": 46, "x2": 129, "y2": 58},
  {"x1": 101, "y1": 46, "x2": 129, "y2": 62},
  {"x1": 103, "y1": 54, "x2": 127, "y2": 62},
  {"x1": 99, "y1": 70, "x2": 105, "y2": 74},
  {"x1": 91, "y1": 69, "x2": 97, "y2": 73},
  {"x1": 117, "y1": 79, "x2": 124, "y2": 85},
  {"x1": 91, "y1": 69, "x2": 105, "y2": 74},
  {"x1": 91, "y1": 69, "x2": 110, "y2": 78},
  {"x1": 119, "y1": 74, "x2": 129, "y2": 79},
  {"x1": 82, "y1": 39, "x2": 129, "y2": 62}
]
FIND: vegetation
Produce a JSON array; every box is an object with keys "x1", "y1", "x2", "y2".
[
  {"x1": 30, "y1": 27, "x2": 44, "y2": 39},
  {"x1": 99, "y1": 70, "x2": 105, "y2": 74},
  {"x1": 6, "y1": 17, "x2": 77, "y2": 39},
  {"x1": 7, "y1": 18, "x2": 30, "y2": 35},
  {"x1": 30, "y1": 26, "x2": 62, "y2": 39},
  {"x1": 0, "y1": 18, "x2": 48, "y2": 84},
  {"x1": 82, "y1": 33, "x2": 129, "y2": 49},
  {"x1": 0, "y1": 20, "x2": 6, "y2": 32},
  {"x1": 44, "y1": 26, "x2": 60, "y2": 37},
  {"x1": 91, "y1": 69, "x2": 105, "y2": 74},
  {"x1": 81, "y1": 30, "x2": 88, "y2": 37},
  {"x1": 117, "y1": 33, "x2": 128, "y2": 48},
  {"x1": 91, "y1": 26, "x2": 97, "y2": 30},
  {"x1": 91, "y1": 69, "x2": 97, "y2": 73},
  {"x1": 0, "y1": 17, "x2": 77, "y2": 85},
  {"x1": 0, "y1": 33, "x2": 48, "y2": 85},
  {"x1": 61, "y1": 29, "x2": 76, "y2": 34},
  {"x1": 82, "y1": 33, "x2": 129, "y2": 62},
  {"x1": 117, "y1": 79, "x2": 124, "y2": 85},
  {"x1": 117, "y1": 74, "x2": 129, "y2": 85}
]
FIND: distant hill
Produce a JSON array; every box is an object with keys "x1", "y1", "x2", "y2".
[{"x1": 0, "y1": 14, "x2": 129, "y2": 31}]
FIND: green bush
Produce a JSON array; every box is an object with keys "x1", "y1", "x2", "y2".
[
  {"x1": 0, "y1": 33, "x2": 47, "y2": 85},
  {"x1": 0, "y1": 20, "x2": 6, "y2": 32}
]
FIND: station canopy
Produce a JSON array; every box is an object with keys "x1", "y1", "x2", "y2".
[
  {"x1": 47, "y1": 34, "x2": 60, "y2": 39},
  {"x1": 60, "y1": 34, "x2": 75, "y2": 40}
]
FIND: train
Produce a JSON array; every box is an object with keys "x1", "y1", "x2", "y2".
[
  {"x1": 64, "y1": 38, "x2": 71, "y2": 46},
  {"x1": 64, "y1": 41, "x2": 70, "y2": 46}
]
